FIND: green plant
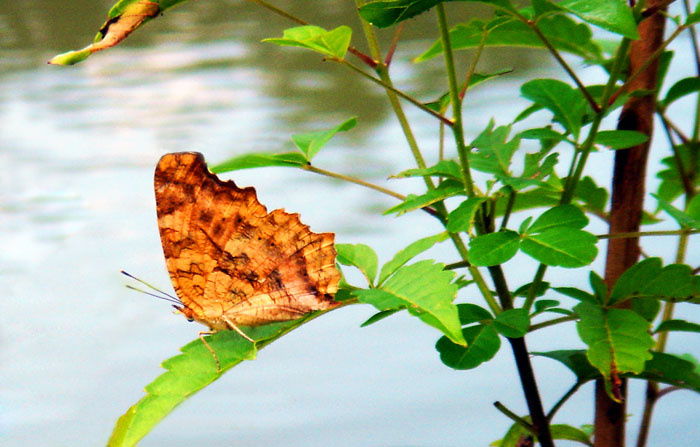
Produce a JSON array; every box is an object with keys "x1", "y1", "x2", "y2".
[{"x1": 52, "y1": 1, "x2": 700, "y2": 446}]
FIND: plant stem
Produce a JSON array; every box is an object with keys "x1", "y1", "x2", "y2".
[
  {"x1": 530, "y1": 315, "x2": 578, "y2": 332},
  {"x1": 520, "y1": 14, "x2": 599, "y2": 113},
  {"x1": 340, "y1": 60, "x2": 453, "y2": 125},
  {"x1": 436, "y1": 4, "x2": 475, "y2": 197},
  {"x1": 597, "y1": 228, "x2": 699, "y2": 239},
  {"x1": 246, "y1": 0, "x2": 374, "y2": 66},
  {"x1": 494, "y1": 401, "x2": 537, "y2": 435},
  {"x1": 547, "y1": 381, "x2": 584, "y2": 421},
  {"x1": 301, "y1": 164, "x2": 405, "y2": 200}
]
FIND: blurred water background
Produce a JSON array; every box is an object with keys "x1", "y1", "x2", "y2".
[{"x1": 1, "y1": 1, "x2": 699, "y2": 446}]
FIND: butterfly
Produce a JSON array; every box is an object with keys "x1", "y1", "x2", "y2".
[{"x1": 152, "y1": 152, "x2": 340, "y2": 361}]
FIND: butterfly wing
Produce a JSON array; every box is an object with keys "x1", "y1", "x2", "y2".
[{"x1": 154, "y1": 152, "x2": 340, "y2": 330}]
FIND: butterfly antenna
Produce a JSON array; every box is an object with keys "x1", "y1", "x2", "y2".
[{"x1": 121, "y1": 270, "x2": 182, "y2": 306}]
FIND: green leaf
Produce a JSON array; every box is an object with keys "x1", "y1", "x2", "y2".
[
  {"x1": 534, "y1": 349, "x2": 602, "y2": 382},
  {"x1": 521, "y1": 79, "x2": 588, "y2": 139},
  {"x1": 575, "y1": 302, "x2": 654, "y2": 380},
  {"x1": 263, "y1": 25, "x2": 352, "y2": 59},
  {"x1": 521, "y1": 227, "x2": 598, "y2": 268},
  {"x1": 336, "y1": 243, "x2": 378, "y2": 285},
  {"x1": 550, "y1": 424, "x2": 593, "y2": 446},
  {"x1": 610, "y1": 258, "x2": 700, "y2": 304},
  {"x1": 662, "y1": 77, "x2": 700, "y2": 108},
  {"x1": 554, "y1": 287, "x2": 596, "y2": 303},
  {"x1": 526, "y1": 204, "x2": 589, "y2": 233},
  {"x1": 513, "y1": 281, "x2": 550, "y2": 298},
  {"x1": 457, "y1": 303, "x2": 494, "y2": 325},
  {"x1": 468, "y1": 230, "x2": 520, "y2": 266},
  {"x1": 518, "y1": 127, "x2": 569, "y2": 143},
  {"x1": 532, "y1": 299, "x2": 563, "y2": 315},
  {"x1": 557, "y1": 0, "x2": 638, "y2": 39},
  {"x1": 654, "y1": 319, "x2": 700, "y2": 335},
  {"x1": 359, "y1": 0, "x2": 516, "y2": 28},
  {"x1": 446, "y1": 197, "x2": 486, "y2": 233},
  {"x1": 49, "y1": 0, "x2": 168, "y2": 65},
  {"x1": 108, "y1": 322, "x2": 302, "y2": 447},
  {"x1": 654, "y1": 194, "x2": 700, "y2": 229},
  {"x1": 493, "y1": 308, "x2": 530, "y2": 337},
  {"x1": 212, "y1": 152, "x2": 307, "y2": 172},
  {"x1": 291, "y1": 117, "x2": 357, "y2": 161},
  {"x1": 609, "y1": 258, "x2": 661, "y2": 304},
  {"x1": 574, "y1": 176, "x2": 608, "y2": 213},
  {"x1": 384, "y1": 182, "x2": 464, "y2": 216},
  {"x1": 354, "y1": 260, "x2": 465, "y2": 345},
  {"x1": 589, "y1": 271, "x2": 608, "y2": 303},
  {"x1": 416, "y1": 14, "x2": 601, "y2": 62},
  {"x1": 360, "y1": 309, "x2": 401, "y2": 327},
  {"x1": 640, "y1": 352, "x2": 700, "y2": 392},
  {"x1": 470, "y1": 121, "x2": 520, "y2": 175},
  {"x1": 392, "y1": 159, "x2": 464, "y2": 182},
  {"x1": 594, "y1": 130, "x2": 649, "y2": 150},
  {"x1": 377, "y1": 232, "x2": 450, "y2": 285},
  {"x1": 436, "y1": 324, "x2": 501, "y2": 370},
  {"x1": 537, "y1": 350, "x2": 700, "y2": 392}
]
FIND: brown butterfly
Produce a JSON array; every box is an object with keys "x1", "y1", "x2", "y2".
[{"x1": 152, "y1": 152, "x2": 340, "y2": 358}]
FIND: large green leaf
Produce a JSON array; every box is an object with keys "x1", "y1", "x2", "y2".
[
  {"x1": 393, "y1": 160, "x2": 464, "y2": 182},
  {"x1": 377, "y1": 232, "x2": 450, "y2": 285},
  {"x1": 354, "y1": 260, "x2": 465, "y2": 345},
  {"x1": 521, "y1": 79, "x2": 588, "y2": 139},
  {"x1": 526, "y1": 204, "x2": 588, "y2": 233},
  {"x1": 263, "y1": 25, "x2": 352, "y2": 59},
  {"x1": 609, "y1": 258, "x2": 700, "y2": 305},
  {"x1": 291, "y1": 117, "x2": 357, "y2": 161},
  {"x1": 212, "y1": 153, "x2": 307, "y2": 172},
  {"x1": 384, "y1": 182, "x2": 464, "y2": 215},
  {"x1": 575, "y1": 302, "x2": 654, "y2": 381},
  {"x1": 521, "y1": 227, "x2": 598, "y2": 268},
  {"x1": 336, "y1": 243, "x2": 379, "y2": 286},
  {"x1": 557, "y1": 0, "x2": 638, "y2": 39},
  {"x1": 417, "y1": 14, "x2": 601, "y2": 62},
  {"x1": 436, "y1": 324, "x2": 501, "y2": 369},
  {"x1": 594, "y1": 130, "x2": 649, "y2": 150},
  {"x1": 50, "y1": 0, "x2": 188, "y2": 65},
  {"x1": 108, "y1": 321, "x2": 308, "y2": 447},
  {"x1": 468, "y1": 230, "x2": 521, "y2": 266},
  {"x1": 358, "y1": 0, "x2": 516, "y2": 28},
  {"x1": 537, "y1": 350, "x2": 700, "y2": 393},
  {"x1": 446, "y1": 197, "x2": 486, "y2": 233}
]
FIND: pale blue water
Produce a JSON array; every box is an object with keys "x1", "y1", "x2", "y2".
[{"x1": 1, "y1": 1, "x2": 699, "y2": 446}]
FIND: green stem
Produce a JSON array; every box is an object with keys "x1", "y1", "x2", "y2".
[
  {"x1": 523, "y1": 264, "x2": 547, "y2": 312},
  {"x1": 530, "y1": 315, "x2": 578, "y2": 332},
  {"x1": 301, "y1": 165, "x2": 406, "y2": 200},
  {"x1": 610, "y1": 25, "x2": 686, "y2": 105},
  {"x1": 340, "y1": 60, "x2": 453, "y2": 125},
  {"x1": 520, "y1": 14, "x2": 599, "y2": 112},
  {"x1": 547, "y1": 381, "x2": 584, "y2": 421},
  {"x1": 494, "y1": 401, "x2": 537, "y2": 435},
  {"x1": 597, "y1": 228, "x2": 700, "y2": 239},
  {"x1": 436, "y1": 4, "x2": 475, "y2": 197}
]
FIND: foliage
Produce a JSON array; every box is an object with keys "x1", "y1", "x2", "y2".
[{"x1": 52, "y1": 1, "x2": 700, "y2": 446}]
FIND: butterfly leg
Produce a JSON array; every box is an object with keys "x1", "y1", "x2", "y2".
[
  {"x1": 221, "y1": 315, "x2": 255, "y2": 343},
  {"x1": 198, "y1": 331, "x2": 221, "y2": 372}
]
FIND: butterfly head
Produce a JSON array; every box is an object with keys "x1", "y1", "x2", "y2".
[{"x1": 173, "y1": 304, "x2": 196, "y2": 322}]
